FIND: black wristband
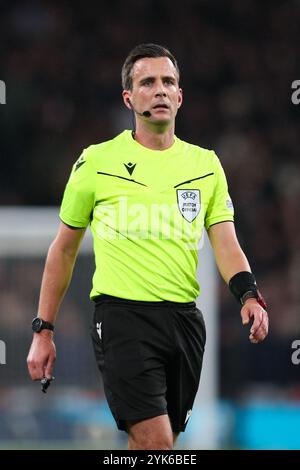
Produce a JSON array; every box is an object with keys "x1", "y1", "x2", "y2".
[{"x1": 228, "y1": 271, "x2": 267, "y2": 310}]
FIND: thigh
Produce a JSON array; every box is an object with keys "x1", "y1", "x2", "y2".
[
  {"x1": 91, "y1": 301, "x2": 169, "y2": 431},
  {"x1": 166, "y1": 305, "x2": 206, "y2": 433}
]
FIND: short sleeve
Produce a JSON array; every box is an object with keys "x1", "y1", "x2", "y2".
[
  {"x1": 59, "y1": 149, "x2": 96, "y2": 228},
  {"x1": 205, "y1": 152, "x2": 234, "y2": 230}
]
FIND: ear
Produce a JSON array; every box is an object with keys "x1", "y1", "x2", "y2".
[
  {"x1": 122, "y1": 90, "x2": 132, "y2": 110},
  {"x1": 177, "y1": 88, "x2": 183, "y2": 109}
]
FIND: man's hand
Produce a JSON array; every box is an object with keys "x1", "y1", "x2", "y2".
[
  {"x1": 27, "y1": 330, "x2": 56, "y2": 380},
  {"x1": 241, "y1": 298, "x2": 269, "y2": 343}
]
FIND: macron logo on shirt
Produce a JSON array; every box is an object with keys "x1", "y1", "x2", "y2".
[{"x1": 124, "y1": 162, "x2": 136, "y2": 175}]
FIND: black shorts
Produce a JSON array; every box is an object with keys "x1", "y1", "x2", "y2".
[{"x1": 90, "y1": 295, "x2": 206, "y2": 433}]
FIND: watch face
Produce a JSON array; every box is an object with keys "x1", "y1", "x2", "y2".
[{"x1": 32, "y1": 317, "x2": 42, "y2": 332}]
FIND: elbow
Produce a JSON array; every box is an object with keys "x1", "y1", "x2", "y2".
[{"x1": 48, "y1": 238, "x2": 79, "y2": 262}]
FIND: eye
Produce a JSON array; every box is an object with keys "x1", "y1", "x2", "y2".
[{"x1": 164, "y1": 78, "x2": 175, "y2": 85}]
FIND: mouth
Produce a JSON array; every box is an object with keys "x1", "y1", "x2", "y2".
[{"x1": 152, "y1": 103, "x2": 169, "y2": 111}]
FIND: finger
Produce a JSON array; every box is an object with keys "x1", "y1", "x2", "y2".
[
  {"x1": 27, "y1": 358, "x2": 43, "y2": 380},
  {"x1": 241, "y1": 307, "x2": 251, "y2": 325},
  {"x1": 45, "y1": 355, "x2": 56, "y2": 380},
  {"x1": 250, "y1": 315, "x2": 269, "y2": 342},
  {"x1": 29, "y1": 367, "x2": 44, "y2": 381},
  {"x1": 250, "y1": 310, "x2": 264, "y2": 335},
  {"x1": 250, "y1": 326, "x2": 267, "y2": 342},
  {"x1": 252, "y1": 311, "x2": 268, "y2": 337},
  {"x1": 250, "y1": 328, "x2": 266, "y2": 342},
  {"x1": 257, "y1": 319, "x2": 268, "y2": 341}
]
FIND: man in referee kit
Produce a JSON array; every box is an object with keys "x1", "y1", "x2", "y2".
[{"x1": 27, "y1": 43, "x2": 269, "y2": 450}]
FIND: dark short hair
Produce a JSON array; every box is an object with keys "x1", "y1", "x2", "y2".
[{"x1": 121, "y1": 43, "x2": 180, "y2": 90}]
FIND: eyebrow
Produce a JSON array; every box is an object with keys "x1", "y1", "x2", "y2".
[{"x1": 139, "y1": 76, "x2": 176, "y2": 85}]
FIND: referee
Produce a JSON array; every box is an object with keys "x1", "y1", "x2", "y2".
[{"x1": 27, "y1": 43, "x2": 269, "y2": 450}]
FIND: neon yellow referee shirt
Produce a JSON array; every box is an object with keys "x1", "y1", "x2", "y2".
[{"x1": 60, "y1": 130, "x2": 234, "y2": 302}]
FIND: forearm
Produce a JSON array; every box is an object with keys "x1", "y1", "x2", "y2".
[
  {"x1": 208, "y1": 222, "x2": 252, "y2": 284},
  {"x1": 214, "y1": 244, "x2": 251, "y2": 284},
  {"x1": 37, "y1": 241, "x2": 78, "y2": 323}
]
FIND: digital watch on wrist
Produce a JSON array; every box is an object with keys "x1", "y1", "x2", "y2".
[{"x1": 31, "y1": 317, "x2": 54, "y2": 333}]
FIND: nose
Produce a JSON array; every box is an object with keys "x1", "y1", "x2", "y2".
[
  {"x1": 155, "y1": 90, "x2": 167, "y2": 98},
  {"x1": 154, "y1": 81, "x2": 167, "y2": 97}
]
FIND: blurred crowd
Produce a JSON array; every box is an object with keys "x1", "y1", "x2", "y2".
[{"x1": 0, "y1": 0, "x2": 300, "y2": 397}]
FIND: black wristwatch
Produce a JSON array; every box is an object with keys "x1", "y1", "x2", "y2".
[{"x1": 32, "y1": 317, "x2": 55, "y2": 333}]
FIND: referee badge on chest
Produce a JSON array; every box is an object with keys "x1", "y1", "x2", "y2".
[{"x1": 176, "y1": 189, "x2": 201, "y2": 222}]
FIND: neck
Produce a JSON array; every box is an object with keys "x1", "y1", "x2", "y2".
[{"x1": 133, "y1": 122, "x2": 175, "y2": 150}]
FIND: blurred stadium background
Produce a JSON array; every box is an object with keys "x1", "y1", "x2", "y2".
[{"x1": 0, "y1": 0, "x2": 300, "y2": 449}]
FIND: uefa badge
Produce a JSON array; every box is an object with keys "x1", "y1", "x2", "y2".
[{"x1": 177, "y1": 189, "x2": 201, "y2": 222}]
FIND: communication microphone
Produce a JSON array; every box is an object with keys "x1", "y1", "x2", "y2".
[{"x1": 127, "y1": 99, "x2": 151, "y2": 117}]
